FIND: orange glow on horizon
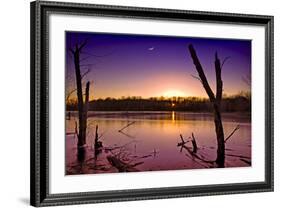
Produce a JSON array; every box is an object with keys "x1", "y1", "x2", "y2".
[{"x1": 163, "y1": 90, "x2": 186, "y2": 98}]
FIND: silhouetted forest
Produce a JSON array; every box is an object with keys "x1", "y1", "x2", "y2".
[{"x1": 66, "y1": 91, "x2": 251, "y2": 112}]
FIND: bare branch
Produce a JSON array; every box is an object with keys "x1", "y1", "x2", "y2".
[
  {"x1": 78, "y1": 39, "x2": 88, "y2": 51},
  {"x1": 221, "y1": 56, "x2": 230, "y2": 69},
  {"x1": 66, "y1": 88, "x2": 77, "y2": 102},
  {"x1": 81, "y1": 51, "x2": 114, "y2": 58},
  {"x1": 190, "y1": 74, "x2": 203, "y2": 84},
  {"x1": 79, "y1": 56, "x2": 92, "y2": 63},
  {"x1": 69, "y1": 48, "x2": 75, "y2": 54},
  {"x1": 80, "y1": 63, "x2": 98, "y2": 67},
  {"x1": 180, "y1": 134, "x2": 185, "y2": 143},
  {"x1": 81, "y1": 68, "x2": 91, "y2": 80},
  {"x1": 224, "y1": 125, "x2": 240, "y2": 143}
]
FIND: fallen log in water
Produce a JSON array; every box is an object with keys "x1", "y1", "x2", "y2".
[
  {"x1": 118, "y1": 130, "x2": 135, "y2": 139},
  {"x1": 106, "y1": 155, "x2": 140, "y2": 172}
]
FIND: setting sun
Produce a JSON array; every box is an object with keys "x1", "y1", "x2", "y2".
[{"x1": 163, "y1": 90, "x2": 186, "y2": 98}]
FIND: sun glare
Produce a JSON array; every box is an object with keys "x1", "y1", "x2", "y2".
[{"x1": 163, "y1": 90, "x2": 186, "y2": 98}]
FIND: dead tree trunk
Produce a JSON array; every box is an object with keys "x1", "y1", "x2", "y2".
[
  {"x1": 81, "y1": 81, "x2": 90, "y2": 145},
  {"x1": 70, "y1": 41, "x2": 90, "y2": 149},
  {"x1": 94, "y1": 125, "x2": 103, "y2": 157},
  {"x1": 188, "y1": 44, "x2": 225, "y2": 167},
  {"x1": 95, "y1": 125, "x2": 99, "y2": 146}
]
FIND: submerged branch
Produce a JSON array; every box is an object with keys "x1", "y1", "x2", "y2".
[
  {"x1": 118, "y1": 121, "x2": 136, "y2": 132},
  {"x1": 184, "y1": 153, "x2": 210, "y2": 168},
  {"x1": 107, "y1": 156, "x2": 136, "y2": 172},
  {"x1": 118, "y1": 131, "x2": 135, "y2": 139}
]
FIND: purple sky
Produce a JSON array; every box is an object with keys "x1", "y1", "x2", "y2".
[{"x1": 66, "y1": 31, "x2": 251, "y2": 100}]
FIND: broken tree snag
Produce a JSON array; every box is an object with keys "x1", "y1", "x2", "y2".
[
  {"x1": 178, "y1": 134, "x2": 187, "y2": 152},
  {"x1": 178, "y1": 134, "x2": 188, "y2": 146},
  {"x1": 94, "y1": 125, "x2": 103, "y2": 149},
  {"x1": 95, "y1": 125, "x2": 99, "y2": 143},
  {"x1": 93, "y1": 125, "x2": 102, "y2": 157},
  {"x1": 191, "y1": 133, "x2": 198, "y2": 153},
  {"x1": 188, "y1": 44, "x2": 225, "y2": 168}
]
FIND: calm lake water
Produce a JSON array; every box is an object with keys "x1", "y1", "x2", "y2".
[{"x1": 66, "y1": 111, "x2": 251, "y2": 175}]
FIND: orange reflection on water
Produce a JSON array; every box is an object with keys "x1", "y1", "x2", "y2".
[
  {"x1": 172, "y1": 111, "x2": 175, "y2": 122},
  {"x1": 66, "y1": 111, "x2": 251, "y2": 175}
]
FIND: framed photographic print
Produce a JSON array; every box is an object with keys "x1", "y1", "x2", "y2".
[{"x1": 30, "y1": 0, "x2": 274, "y2": 207}]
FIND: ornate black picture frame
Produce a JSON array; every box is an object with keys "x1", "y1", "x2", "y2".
[{"x1": 30, "y1": 0, "x2": 274, "y2": 207}]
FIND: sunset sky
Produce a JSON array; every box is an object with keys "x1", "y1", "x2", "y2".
[{"x1": 66, "y1": 31, "x2": 251, "y2": 100}]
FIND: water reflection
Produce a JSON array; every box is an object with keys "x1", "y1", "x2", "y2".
[
  {"x1": 172, "y1": 111, "x2": 175, "y2": 122},
  {"x1": 66, "y1": 111, "x2": 251, "y2": 175}
]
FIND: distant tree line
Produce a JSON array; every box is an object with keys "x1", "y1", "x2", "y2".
[{"x1": 66, "y1": 91, "x2": 251, "y2": 112}]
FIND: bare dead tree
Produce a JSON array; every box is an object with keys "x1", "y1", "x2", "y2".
[
  {"x1": 69, "y1": 40, "x2": 91, "y2": 150},
  {"x1": 188, "y1": 44, "x2": 225, "y2": 167}
]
